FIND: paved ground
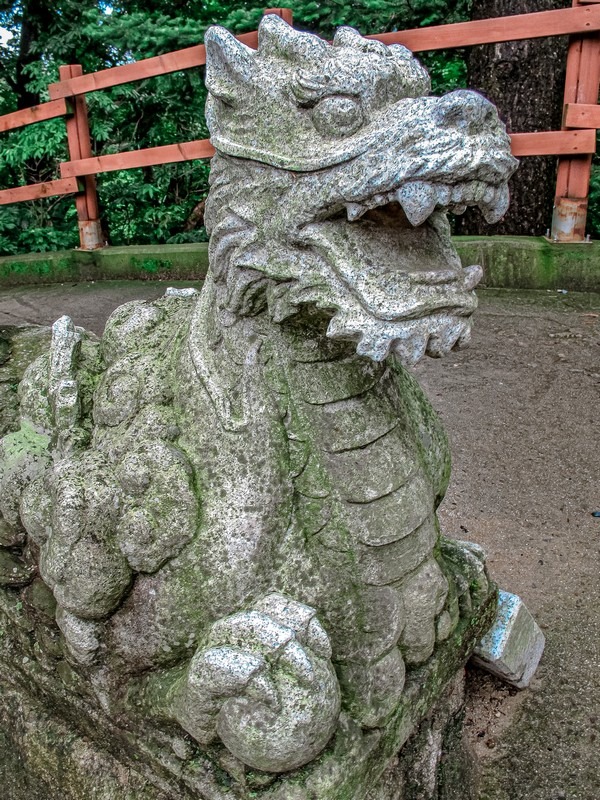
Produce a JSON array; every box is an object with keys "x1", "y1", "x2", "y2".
[
  {"x1": 1, "y1": 281, "x2": 599, "y2": 800},
  {"x1": 0, "y1": 280, "x2": 201, "y2": 333},
  {"x1": 414, "y1": 289, "x2": 600, "y2": 800}
]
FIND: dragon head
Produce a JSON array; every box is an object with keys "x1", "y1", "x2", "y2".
[{"x1": 204, "y1": 15, "x2": 518, "y2": 364}]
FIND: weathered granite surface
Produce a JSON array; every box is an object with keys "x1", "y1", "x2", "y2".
[{"x1": 0, "y1": 16, "x2": 517, "y2": 799}]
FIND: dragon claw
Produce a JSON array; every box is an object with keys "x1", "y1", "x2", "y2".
[
  {"x1": 276, "y1": 638, "x2": 315, "y2": 686},
  {"x1": 440, "y1": 537, "x2": 491, "y2": 609},
  {"x1": 209, "y1": 610, "x2": 294, "y2": 655},
  {"x1": 256, "y1": 592, "x2": 333, "y2": 658},
  {"x1": 172, "y1": 593, "x2": 340, "y2": 772}
]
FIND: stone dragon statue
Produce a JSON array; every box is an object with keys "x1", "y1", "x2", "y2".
[{"x1": 0, "y1": 15, "x2": 518, "y2": 800}]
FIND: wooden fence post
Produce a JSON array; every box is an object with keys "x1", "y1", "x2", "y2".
[
  {"x1": 59, "y1": 65, "x2": 104, "y2": 250},
  {"x1": 263, "y1": 7, "x2": 293, "y2": 25},
  {"x1": 552, "y1": 0, "x2": 600, "y2": 241}
]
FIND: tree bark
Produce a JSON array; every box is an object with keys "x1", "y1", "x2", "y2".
[
  {"x1": 457, "y1": 0, "x2": 569, "y2": 236},
  {"x1": 184, "y1": 199, "x2": 205, "y2": 231},
  {"x1": 14, "y1": 0, "x2": 56, "y2": 109}
]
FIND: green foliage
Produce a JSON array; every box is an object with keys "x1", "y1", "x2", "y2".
[
  {"x1": 0, "y1": 0, "x2": 216, "y2": 254},
  {"x1": 588, "y1": 160, "x2": 600, "y2": 240},
  {"x1": 0, "y1": 0, "x2": 501, "y2": 256},
  {"x1": 421, "y1": 51, "x2": 468, "y2": 95}
]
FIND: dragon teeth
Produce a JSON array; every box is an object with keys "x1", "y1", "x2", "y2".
[
  {"x1": 451, "y1": 185, "x2": 465, "y2": 204},
  {"x1": 471, "y1": 181, "x2": 487, "y2": 203},
  {"x1": 345, "y1": 194, "x2": 388, "y2": 222},
  {"x1": 479, "y1": 183, "x2": 510, "y2": 223},
  {"x1": 362, "y1": 193, "x2": 389, "y2": 212},
  {"x1": 426, "y1": 320, "x2": 471, "y2": 359},
  {"x1": 392, "y1": 334, "x2": 428, "y2": 366},
  {"x1": 459, "y1": 181, "x2": 486, "y2": 205},
  {"x1": 345, "y1": 180, "x2": 509, "y2": 226},
  {"x1": 396, "y1": 181, "x2": 437, "y2": 226},
  {"x1": 346, "y1": 202, "x2": 367, "y2": 221},
  {"x1": 435, "y1": 184, "x2": 451, "y2": 206}
]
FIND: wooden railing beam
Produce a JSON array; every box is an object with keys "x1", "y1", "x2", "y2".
[
  {"x1": 0, "y1": 178, "x2": 79, "y2": 206},
  {"x1": 511, "y1": 129, "x2": 597, "y2": 156},
  {"x1": 368, "y1": 5, "x2": 600, "y2": 51},
  {"x1": 0, "y1": 99, "x2": 68, "y2": 134},
  {"x1": 563, "y1": 102, "x2": 600, "y2": 126},
  {"x1": 60, "y1": 139, "x2": 216, "y2": 178}
]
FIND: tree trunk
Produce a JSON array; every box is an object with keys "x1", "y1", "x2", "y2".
[
  {"x1": 184, "y1": 199, "x2": 206, "y2": 231},
  {"x1": 456, "y1": 0, "x2": 569, "y2": 236},
  {"x1": 14, "y1": 0, "x2": 56, "y2": 109}
]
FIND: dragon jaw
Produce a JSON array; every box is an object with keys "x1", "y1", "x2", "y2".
[{"x1": 203, "y1": 16, "x2": 518, "y2": 366}]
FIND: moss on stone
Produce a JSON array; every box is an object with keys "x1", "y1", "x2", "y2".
[
  {"x1": 2, "y1": 419, "x2": 49, "y2": 458},
  {"x1": 0, "y1": 675, "x2": 173, "y2": 800}
]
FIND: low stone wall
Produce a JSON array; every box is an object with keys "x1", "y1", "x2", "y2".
[
  {"x1": 0, "y1": 237, "x2": 598, "y2": 292},
  {"x1": 454, "y1": 236, "x2": 600, "y2": 293},
  {"x1": 0, "y1": 244, "x2": 209, "y2": 286}
]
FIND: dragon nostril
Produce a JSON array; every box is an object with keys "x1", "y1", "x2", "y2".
[
  {"x1": 435, "y1": 94, "x2": 465, "y2": 126},
  {"x1": 436, "y1": 90, "x2": 495, "y2": 131}
]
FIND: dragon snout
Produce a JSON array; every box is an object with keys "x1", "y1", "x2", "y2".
[{"x1": 434, "y1": 90, "x2": 499, "y2": 134}]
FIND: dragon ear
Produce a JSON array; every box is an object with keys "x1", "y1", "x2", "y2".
[
  {"x1": 258, "y1": 14, "x2": 328, "y2": 61},
  {"x1": 332, "y1": 26, "x2": 363, "y2": 48},
  {"x1": 333, "y1": 26, "x2": 389, "y2": 56},
  {"x1": 204, "y1": 26, "x2": 257, "y2": 104}
]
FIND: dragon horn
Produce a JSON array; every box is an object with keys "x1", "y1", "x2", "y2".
[{"x1": 204, "y1": 26, "x2": 257, "y2": 104}]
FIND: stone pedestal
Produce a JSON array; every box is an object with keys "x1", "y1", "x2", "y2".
[
  {"x1": 0, "y1": 664, "x2": 477, "y2": 800},
  {"x1": 369, "y1": 671, "x2": 477, "y2": 800}
]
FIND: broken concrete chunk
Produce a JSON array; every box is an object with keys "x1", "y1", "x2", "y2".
[{"x1": 471, "y1": 589, "x2": 545, "y2": 689}]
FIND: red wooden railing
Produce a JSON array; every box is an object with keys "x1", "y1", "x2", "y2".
[{"x1": 0, "y1": 3, "x2": 599, "y2": 248}]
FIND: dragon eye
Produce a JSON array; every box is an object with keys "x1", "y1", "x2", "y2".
[{"x1": 311, "y1": 96, "x2": 364, "y2": 138}]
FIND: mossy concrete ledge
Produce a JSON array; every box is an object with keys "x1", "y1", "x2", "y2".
[
  {"x1": 0, "y1": 243, "x2": 209, "y2": 287},
  {"x1": 0, "y1": 237, "x2": 599, "y2": 291},
  {"x1": 455, "y1": 236, "x2": 600, "y2": 293}
]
